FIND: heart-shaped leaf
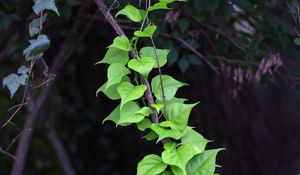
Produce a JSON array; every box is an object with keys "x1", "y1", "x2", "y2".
[
  {"x1": 109, "y1": 36, "x2": 131, "y2": 51},
  {"x1": 97, "y1": 47, "x2": 129, "y2": 65},
  {"x1": 166, "y1": 102, "x2": 198, "y2": 130},
  {"x1": 186, "y1": 149, "x2": 223, "y2": 175},
  {"x1": 23, "y1": 35, "x2": 50, "y2": 61},
  {"x1": 134, "y1": 25, "x2": 157, "y2": 38},
  {"x1": 161, "y1": 142, "x2": 199, "y2": 175},
  {"x1": 33, "y1": 0, "x2": 59, "y2": 15},
  {"x1": 128, "y1": 57, "x2": 156, "y2": 78},
  {"x1": 106, "y1": 63, "x2": 130, "y2": 90},
  {"x1": 140, "y1": 47, "x2": 170, "y2": 68},
  {"x1": 117, "y1": 82, "x2": 147, "y2": 109},
  {"x1": 151, "y1": 75, "x2": 187, "y2": 101},
  {"x1": 116, "y1": 5, "x2": 145, "y2": 22},
  {"x1": 137, "y1": 154, "x2": 168, "y2": 175},
  {"x1": 181, "y1": 127, "x2": 209, "y2": 154}
]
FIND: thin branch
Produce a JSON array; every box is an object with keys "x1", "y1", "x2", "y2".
[
  {"x1": 45, "y1": 119, "x2": 75, "y2": 175},
  {"x1": 0, "y1": 147, "x2": 16, "y2": 160},
  {"x1": 162, "y1": 33, "x2": 219, "y2": 74}
]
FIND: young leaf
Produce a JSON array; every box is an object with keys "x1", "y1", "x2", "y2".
[
  {"x1": 161, "y1": 143, "x2": 199, "y2": 175},
  {"x1": 151, "y1": 124, "x2": 187, "y2": 143},
  {"x1": 96, "y1": 77, "x2": 130, "y2": 100},
  {"x1": 117, "y1": 82, "x2": 147, "y2": 109},
  {"x1": 186, "y1": 149, "x2": 223, "y2": 175},
  {"x1": 33, "y1": 0, "x2": 59, "y2": 15},
  {"x1": 17, "y1": 66, "x2": 29, "y2": 74},
  {"x1": 119, "y1": 102, "x2": 147, "y2": 125},
  {"x1": 137, "y1": 154, "x2": 168, "y2": 175},
  {"x1": 181, "y1": 127, "x2": 209, "y2": 154},
  {"x1": 149, "y1": 2, "x2": 169, "y2": 11},
  {"x1": 29, "y1": 14, "x2": 48, "y2": 37},
  {"x1": 3, "y1": 73, "x2": 27, "y2": 98},
  {"x1": 116, "y1": 5, "x2": 145, "y2": 22},
  {"x1": 134, "y1": 25, "x2": 157, "y2": 38},
  {"x1": 108, "y1": 36, "x2": 131, "y2": 51},
  {"x1": 128, "y1": 57, "x2": 156, "y2": 78},
  {"x1": 135, "y1": 107, "x2": 153, "y2": 116},
  {"x1": 143, "y1": 131, "x2": 159, "y2": 141},
  {"x1": 23, "y1": 35, "x2": 50, "y2": 61},
  {"x1": 166, "y1": 103, "x2": 198, "y2": 130},
  {"x1": 102, "y1": 105, "x2": 120, "y2": 124},
  {"x1": 140, "y1": 47, "x2": 170, "y2": 68},
  {"x1": 137, "y1": 118, "x2": 152, "y2": 131},
  {"x1": 106, "y1": 63, "x2": 130, "y2": 90},
  {"x1": 97, "y1": 47, "x2": 129, "y2": 65},
  {"x1": 151, "y1": 103, "x2": 164, "y2": 113},
  {"x1": 151, "y1": 75, "x2": 187, "y2": 101}
]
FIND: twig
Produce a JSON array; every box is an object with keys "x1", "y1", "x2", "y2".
[
  {"x1": 0, "y1": 147, "x2": 16, "y2": 160},
  {"x1": 44, "y1": 116, "x2": 75, "y2": 175},
  {"x1": 162, "y1": 33, "x2": 219, "y2": 74}
]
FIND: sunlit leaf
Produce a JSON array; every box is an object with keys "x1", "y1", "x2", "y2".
[
  {"x1": 137, "y1": 154, "x2": 168, "y2": 175},
  {"x1": 151, "y1": 75, "x2": 187, "y2": 101}
]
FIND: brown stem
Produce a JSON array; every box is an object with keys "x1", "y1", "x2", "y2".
[{"x1": 94, "y1": 0, "x2": 160, "y2": 124}]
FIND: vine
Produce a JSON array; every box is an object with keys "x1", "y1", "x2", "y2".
[{"x1": 96, "y1": 0, "x2": 222, "y2": 175}]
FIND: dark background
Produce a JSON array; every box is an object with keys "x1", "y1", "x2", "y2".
[{"x1": 1, "y1": 0, "x2": 300, "y2": 174}]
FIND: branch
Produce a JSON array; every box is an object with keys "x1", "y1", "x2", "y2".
[
  {"x1": 94, "y1": 0, "x2": 159, "y2": 124},
  {"x1": 45, "y1": 122, "x2": 75, "y2": 175}
]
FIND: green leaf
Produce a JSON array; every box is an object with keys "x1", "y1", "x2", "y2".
[
  {"x1": 151, "y1": 123, "x2": 187, "y2": 143},
  {"x1": 158, "y1": 171, "x2": 173, "y2": 175},
  {"x1": 117, "y1": 82, "x2": 147, "y2": 109},
  {"x1": 178, "y1": 18, "x2": 190, "y2": 33},
  {"x1": 181, "y1": 127, "x2": 209, "y2": 154},
  {"x1": 161, "y1": 143, "x2": 199, "y2": 175},
  {"x1": 102, "y1": 105, "x2": 120, "y2": 124},
  {"x1": 151, "y1": 103, "x2": 164, "y2": 113},
  {"x1": 106, "y1": 63, "x2": 130, "y2": 90},
  {"x1": 188, "y1": 55, "x2": 202, "y2": 65},
  {"x1": 116, "y1": 5, "x2": 145, "y2": 22},
  {"x1": 186, "y1": 149, "x2": 223, "y2": 175},
  {"x1": 151, "y1": 75, "x2": 187, "y2": 101},
  {"x1": 143, "y1": 131, "x2": 159, "y2": 141},
  {"x1": 23, "y1": 35, "x2": 50, "y2": 61},
  {"x1": 168, "y1": 48, "x2": 179, "y2": 66},
  {"x1": 140, "y1": 47, "x2": 170, "y2": 68},
  {"x1": 157, "y1": 97, "x2": 188, "y2": 106},
  {"x1": 118, "y1": 102, "x2": 148, "y2": 125},
  {"x1": 96, "y1": 77, "x2": 130, "y2": 100},
  {"x1": 134, "y1": 25, "x2": 157, "y2": 38},
  {"x1": 136, "y1": 107, "x2": 153, "y2": 116},
  {"x1": 3, "y1": 73, "x2": 27, "y2": 98},
  {"x1": 294, "y1": 38, "x2": 300, "y2": 46},
  {"x1": 109, "y1": 36, "x2": 131, "y2": 51},
  {"x1": 128, "y1": 57, "x2": 156, "y2": 78},
  {"x1": 137, "y1": 154, "x2": 168, "y2": 175},
  {"x1": 179, "y1": 58, "x2": 190, "y2": 73},
  {"x1": 149, "y1": 2, "x2": 169, "y2": 11},
  {"x1": 137, "y1": 118, "x2": 152, "y2": 131},
  {"x1": 33, "y1": 0, "x2": 59, "y2": 15},
  {"x1": 97, "y1": 47, "x2": 129, "y2": 65},
  {"x1": 29, "y1": 14, "x2": 48, "y2": 37},
  {"x1": 166, "y1": 103, "x2": 198, "y2": 130}
]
